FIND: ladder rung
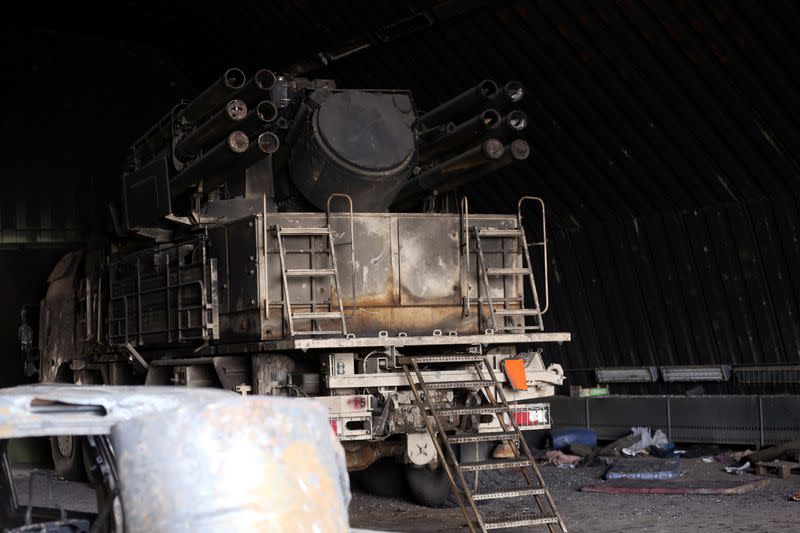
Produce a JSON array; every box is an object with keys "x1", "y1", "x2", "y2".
[
  {"x1": 423, "y1": 380, "x2": 494, "y2": 390},
  {"x1": 291, "y1": 330, "x2": 344, "y2": 336},
  {"x1": 494, "y1": 309, "x2": 541, "y2": 316},
  {"x1": 447, "y1": 431, "x2": 519, "y2": 444},
  {"x1": 496, "y1": 325, "x2": 542, "y2": 331},
  {"x1": 484, "y1": 514, "x2": 559, "y2": 530},
  {"x1": 437, "y1": 405, "x2": 509, "y2": 416},
  {"x1": 472, "y1": 488, "x2": 546, "y2": 501},
  {"x1": 485, "y1": 267, "x2": 531, "y2": 275},
  {"x1": 291, "y1": 312, "x2": 343, "y2": 320},
  {"x1": 459, "y1": 458, "x2": 532, "y2": 472},
  {"x1": 477, "y1": 229, "x2": 524, "y2": 237},
  {"x1": 279, "y1": 227, "x2": 330, "y2": 235},
  {"x1": 399, "y1": 355, "x2": 485, "y2": 364},
  {"x1": 285, "y1": 268, "x2": 336, "y2": 277}
]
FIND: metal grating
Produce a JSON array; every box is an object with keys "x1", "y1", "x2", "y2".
[
  {"x1": 734, "y1": 365, "x2": 800, "y2": 385},
  {"x1": 550, "y1": 395, "x2": 800, "y2": 447}
]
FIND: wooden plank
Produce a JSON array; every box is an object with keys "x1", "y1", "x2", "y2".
[{"x1": 755, "y1": 460, "x2": 800, "y2": 479}]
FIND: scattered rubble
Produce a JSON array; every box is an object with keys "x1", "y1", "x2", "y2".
[
  {"x1": 605, "y1": 458, "x2": 683, "y2": 480},
  {"x1": 745, "y1": 439, "x2": 800, "y2": 464},
  {"x1": 599, "y1": 433, "x2": 641, "y2": 457},
  {"x1": 545, "y1": 450, "x2": 582, "y2": 467},
  {"x1": 723, "y1": 462, "x2": 750, "y2": 475}
]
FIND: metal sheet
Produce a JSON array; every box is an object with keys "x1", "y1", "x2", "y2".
[
  {"x1": 112, "y1": 396, "x2": 350, "y2": 533},
  {"x1": 291, "y1": 332, "x2": 571, "y2": 350},
  {"x1": 122, "y1": 156, "x2": 172, "y2": 230},
  {"x1": 398, "y1": 217, "x2": 460, "y2": 305},
  {"x1": 0, "y1": 384, "x2": 235, "y2": 438},
  {"x1": 255, "y1": 212, "x2": 528, "y2": 338}
]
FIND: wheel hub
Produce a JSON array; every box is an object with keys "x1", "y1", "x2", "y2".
[{"x1": 57, "y1": 435, "x2": 73, "y2": 456}]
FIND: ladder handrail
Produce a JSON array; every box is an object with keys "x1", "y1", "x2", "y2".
[
  {"x1": 480, "y1": 357, "x2": 566, "y2": 532},
  {"x1": 401, "y1": 355, "x2": 567, "y2": 532},
  {"x1": 459, "y1": 195, "x2": 470, "y2": 318},
  {"x1": 275, "y1": 226, "x2": 295, "y2": 336},
  {"x1": 326, "y1": 193, "x2": 358, "y2": 319},
  {"x1": 403, "y1": 363, "x2": 480, "y2": 533},
  {"x1": 473, "y1": 229, "x2": 498, "y2": 332},
  {"x1": 276, "y1": 225, "x2": 347, "y2": 337},
  {"x1": 326, "y1": 228, "x2": 349, "y2": 335},
  {"x1": 470, "y1": 361, "x2": 553, "y2": 531},
  {"x1": 518, "y1": 196, "x2": 549, "y2": 315},
  {"x1": 262, "y1": 194, "x2": 270, "y2": 320}
]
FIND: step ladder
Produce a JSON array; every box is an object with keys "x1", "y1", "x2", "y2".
[
  {"x1": 474, "y1": 226, "x2": 544, "y2": 333},
  {"x1": 275, "y1": 226, "x2": 347, "y2": 336},
  {"x1": 401, "y1": 354, "x2": 566, "y2": 532}
]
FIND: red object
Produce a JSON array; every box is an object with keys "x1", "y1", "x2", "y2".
[
  {"x1": 514, "y1": 411, "x2": 531, "y2": 426},
  {"x1": 580, "y1": 478, "x2": 770, "y2": 495}
]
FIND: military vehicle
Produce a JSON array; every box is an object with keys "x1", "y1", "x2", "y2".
[{"x1": 38, "y1": 68, "x2": 569, "y2": 515}]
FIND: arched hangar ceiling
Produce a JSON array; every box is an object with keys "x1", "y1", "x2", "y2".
[{"x1": 14, "y1": 0, "x2": 800, "y2": 389}]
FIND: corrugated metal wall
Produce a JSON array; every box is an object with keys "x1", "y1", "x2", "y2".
[
  {"x1": 19, "y1": 1, "x2": 800, "y2": 390},
  {"x1": 316, "y1": 0, "x2": 800, "y2": 389}
]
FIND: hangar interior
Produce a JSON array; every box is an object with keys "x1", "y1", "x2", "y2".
[{"x1": 2, "y1": 1, "x2": 799, "y2": 532}]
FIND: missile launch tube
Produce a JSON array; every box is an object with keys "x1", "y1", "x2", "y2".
[
  {"x1": 420, "y1": 109, "x2": 501, "y2": 162},
  {"x1": 233, "y1": 69, "x2": 277, "y2": 107},
  {"x1": 170, "y1": 131, "x2": 249, "y2": 194},
  {"x1": 180, "y1": 68, "x2": 246, "y2": 123},
  {"x1": 391, "y1": 139, "x2": 505, "y2": 207},
  {"x1": 415, "y1": 79, "x2": 498, "y2": 129},
  {"x1": 175, "y1": 100, "x2": 248, "y2": 160}
]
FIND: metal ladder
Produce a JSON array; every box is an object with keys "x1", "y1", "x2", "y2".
[
  {"x1": 401, "y1": 354, "x2": 566, "y2": 532},
  {"x1": 474, "y1": 197, "x2": 549, "y2": 333},
  {"x1": 275, "y1": 226, "x2": 347, "y2": 336},
  {"x1": 474, "y1": 226, "x2": 543, "y2": 333}
]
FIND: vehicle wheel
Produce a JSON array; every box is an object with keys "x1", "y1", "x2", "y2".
[
  {"x1": 82, "y1": 436, "x2": 101, "y2": 485},
  {"x1": 50, "y1": 435, "x2": 86, "y2": 481},
  {"x1": 405, "y1": 465, "x2": 452, "y2": 507},
  {"x1": 351, "y1": 459, "x2": 408, "y2": 498}
]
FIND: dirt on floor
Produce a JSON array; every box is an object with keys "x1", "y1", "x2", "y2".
[
  {"x1": 348, "y1": 460, "x2": 799, "y2": 532},
  {"x1": 8, "y1": 452, "x2": 799, "y2": 532}
]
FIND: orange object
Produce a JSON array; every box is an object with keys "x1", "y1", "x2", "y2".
[{"x1": 503, "y1": 358, "x2": 528, "y2": 391}]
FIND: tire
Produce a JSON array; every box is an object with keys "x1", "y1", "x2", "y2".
[
  {"x1": 50, "y1": 435, "x2": 87, "y2": 482},
  {"x1": 82, "y1": 436, "x2": 101, "y2": 486},
  {"x1": 405, "y1": 465, "x2": 452, "y2": 507},
  {"x1": 351, "y1": 459, "x2": 408, "y2": 499}
]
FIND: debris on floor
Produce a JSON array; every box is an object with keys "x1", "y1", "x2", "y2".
[
  {"x1": 492, "y1": 442, "x2": 516, "y2": 459},
  {"x1": 701, "y1": 449, "x2": 753, "y2": 464},
  {"x1": 569, "y1": 443, "x2": 593, "y2": 458},
  {"x1": 621, "y1": 447, "x2": 649, "y2": 457},
  {"x1": 605, "y1": 458, "x2": 683, "y2": 480},
  {"x1": 599, "y1": 433, "x2": 642, "y2": 457},
  {"x1": 580, "y1": 477, "x2": 770, "y2": 495},
  {"x1": 545, "y1": 450, "x2": 582, "y2": 468},
  {"x1": 551, "y1": 427, "x2": 597, "y2": 450},
  {"x1": 792, "y1": 491, "x2": 800, "y2": 502},
  {"x1": 723, "y1": 461, "x2": 751, "y2": 475},
  {"x1": 594, "y1": 426, "x2": 681, "y2": 459},
  {"x1": 744, "y1": 439, "x2": 800, "y2": 464}
]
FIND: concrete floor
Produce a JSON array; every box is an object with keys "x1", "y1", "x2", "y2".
[
  {"x1": 8, "y1": 459, "x2": 798, "y2": 532},
  {"x1": 349, "y1": 461, "x2": 799, "y2": 533}
]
